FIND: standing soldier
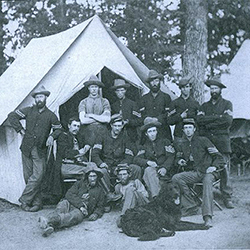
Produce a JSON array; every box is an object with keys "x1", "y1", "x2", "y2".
[
  {"x1": 111, "y1": 79, "x2": 141, "y2": 143},
  {"x1": 197, "y1": 76, "x2": 234, "y2": 209},
  {"x1": 79, "y1": 75, "x2": 111, "y2": 146},
  {"x1": 139, "y1": 70, "x2": 172, "y2": 142},
  {"x1": 168, "y1": 77, "x2": 200, "y2": 139},
  {"x1": 8, "y1": 86, "x2": 62, "y2": 212}
]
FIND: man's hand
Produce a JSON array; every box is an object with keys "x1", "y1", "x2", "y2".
[
  {"x1": 80, "y1": 207, "x2": 88, "y2": 216},
  {"x1": 178, "y1": 159, "x2": 187, "y2": 166},
  {"x1": 100, "y1": 162, "x2": 108, "y2": 169},
  {"x1": 19, "y1": 129, "x2": 25, "y2": 137},
  {"x1": 123, "y1": 119, "x2": 129, "y2": 126},
  {"x1": 147, "y1": 161, "x2": 158, "y2": 168},
  {"x1": 158, "y1": 168, "x2": 167, "y2": 176},
  {"x1": 181, "y1": 109, "x2": 188, "y2": 119},
  {"x1": 207, "y1": 147, "x2": 218, "y2": 154},
  {"x1": 88, "y1": 213, "x2": 98, "y2": 221},
  {"x1": 46, "y1": 135, "x2": 54, "y2": 147},
  {"x1": 78, "y1": 145, "x2": 91, "y2": 155},
  {"x1": 197, "y1": 111, "x2": 205, "y2": 116},
  {"x1": 82, "y1": 193, "x2": 89, "y2": 200},
  {"x1": 206, "y1": 166, "x2": 217, "y2": 173}
]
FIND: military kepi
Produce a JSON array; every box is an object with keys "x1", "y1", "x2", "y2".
[
  {"x1": 31, "y1": 85, "x2": 50, "y2": 98},
  {"x1": 205, "y1": 76, "x2": 226, "y2": 89},
  {"x1": 183, "y1": 118, "x2": 196, "y2": 126}
]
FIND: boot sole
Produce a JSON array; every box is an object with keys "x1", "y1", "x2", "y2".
[{"x1": 42, "y1": 227, "x2": 54, "y2": 237}]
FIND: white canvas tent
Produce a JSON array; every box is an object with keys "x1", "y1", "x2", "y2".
[
  {"x1": 221, "y1": 39, "x2": 250, "y2": 120},
  {"x1": 0, "y1": 15, "x2": 174, "y2": 204}
]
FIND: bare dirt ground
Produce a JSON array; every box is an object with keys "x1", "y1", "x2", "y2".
[{"x1": 1, "y1": 175, "x2": 250, "y2": 250}]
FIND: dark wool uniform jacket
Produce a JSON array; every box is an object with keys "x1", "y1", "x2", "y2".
[
  {"x1": 57, "y1": 131, "x2": 87, "y2": 161},
  {"x1": 134, "y1": 137, "x2": 175, "y2": 172},
  {"x1": 197, "y1": 96, "x2": 233, "y2": 153},
  {"x1": 174, "y1": 134, "x2": 225, "y2": 174},
  {"x1": 65, "y1": 178, "x2": 105, "y2": 218},
  {"x1": 111, "y1": 97, "x2": 141, "y2": 142},
  {"x1": 8, "y1": 105, "x2": 62, "y2": 158},
  {"x1": 168, "y1": 96, "x2": 200, "y2": 138},
  {"x1": 139, "y1": 91, "x2": 172, "y2": 141},
  {"x1": 92, "y1": 130, "x2": 135, "y2": 168}
]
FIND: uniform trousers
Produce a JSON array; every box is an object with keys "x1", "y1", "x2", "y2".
[
  {"x1": 143, "y1": 167, "x2": 161, "y2": 198},
  {"x1": 19, "y1": 147, "x2": 45, "y2": 206},
  {"x1": 220, "y1": 154, "x2": 233, "y2": 202},
  {"x1": 47, "y1": 199, "x2": 84, "y2": 228},
  {"x1": 121, "y1": 186, "x2": 149, "y2": 215},
  {"x1": 172, "y1": 171, "x2": 216, "y2": 217}
]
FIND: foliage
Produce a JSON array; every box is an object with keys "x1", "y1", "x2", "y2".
[
  {"x1": 208, "y1": 0, "x2": 250, "y2": 75},
  {"x1": 1, "y1": 0, "x2": 250, "y2": 79}
]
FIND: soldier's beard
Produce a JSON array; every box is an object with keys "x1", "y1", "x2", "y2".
[
  {"x1": 36, "y1": 100, "x2": 46, "y2": 109},
  {"x1": 150, "y1": 85, "x2": 160, "y2": 93},
  {"x1": 211, "y1": 92, "x2": 221, "y2": 101}
]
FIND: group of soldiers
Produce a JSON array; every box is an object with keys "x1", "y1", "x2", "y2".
[{"x1": 8, "y1": 69, "x2": 234, "y2": 237}]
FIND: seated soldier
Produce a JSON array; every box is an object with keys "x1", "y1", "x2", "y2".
[
  {"x1": 172, "y1": 118, "x2": 225, "y2": 227},
  {"x1": 38, "y1": 163, "x2": 105, "y2": 237},
  {"x1": 134, "y1": 117, "x2": 175, "y2": 199},
  {"x1": 92, "y1": 115, "x2": 141, "y2": 191},
  {"x1": 114, "y1": 164, "x2": 149, "y2": 226},
  {"x1": 58, "y1": 117, "x2": 91, "y2": 180}
]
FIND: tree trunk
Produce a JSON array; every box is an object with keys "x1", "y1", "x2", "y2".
[
  {"x1": 58, "y1": 0, "x2": 67, "y2": 30},
  {"x1": 0, "y1": 1, "x2": 6, "y2": 76},
  {"x1": 182, "y1": 0, "x2": 208, "y2": 104}
]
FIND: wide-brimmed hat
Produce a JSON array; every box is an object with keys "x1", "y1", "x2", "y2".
[
  {"x1": 84, "y1": 75, "x2": 105, "y2": 88},
  {"x1": 110, "y1": 113, "x2": 123, "y2": 124},
  {"x1": 183, "y1": 118, "x2": 196, "y2": 126},
  {"x1": 31, "y1": 85, "x2": 50, "y2": 98},
  {"x1": 114, "y1": 163, "x2": 132, "y2": 176},
  {"x1": 84, "y1": 162, "x2": 103, "y2": 178},
  {"x1": 111, "y1": 79, "x2": 130, "y2": 90},
  {"x1": 146, "y1": 69, "x2": 164, "y2": 83},
  {"x1": 205, "y1": 76, "x2": 226, "y2": 89},
  {"x1": 178, "y1": 77, "x2": 193, "y2": 88},
  {"x1": 140, "y1": 117, "x2": 162, "y2": 131}
]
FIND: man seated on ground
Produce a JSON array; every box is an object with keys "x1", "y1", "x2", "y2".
[
  {"x1": 114, "y1": 164, "x2": 149, "y2": 226},
  {"x1": 92, "y1": 115, "x2": 141, "y2": 192},
  {"x1": 58, "y1": 117, "x2": 91, "y2": 180},
  {"x1": 38, "y1": 163, "x2": 105, "y2": 237},
  {"x1": 172, "y1": 118, "x2": 225, "y2": 227},
  {"x1": 134, "y1": 117, "x2": 175, "y2": 199}
]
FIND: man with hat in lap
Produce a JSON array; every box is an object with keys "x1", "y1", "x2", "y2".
[
  {"x1": 92, "y1": 115, "x2": 141, "y2": 194},
  {"x1": 38, "y1": 163, "x2": 105, "y2": 237},
  {"x1": 134, "y1": 117, "x2": 175, "y2": 199},
  {"x1": 168, "y1": 76, "x2": 200, "y2": 139},
  {"x1": 172, "y1": 118, "x2": 225, "y2": 227},
  {"x1": 139, "y1": 69, "x2": 172, "y2": 142},
  {"x1": 111, "y1": 79, "x2": 141, "y2": 144},
  {"x1": 197, "y1": 76, "x2": 234, "y2": 209},
  {"x1": 8, "y1": 85, "x2": 62, "y2": 212},
  {"x1": 114, "y1": 163, "x2": 149, "y2": 226},
  {"x1": 79, "y1": 75, "x2": 111, "y2": 146}
]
